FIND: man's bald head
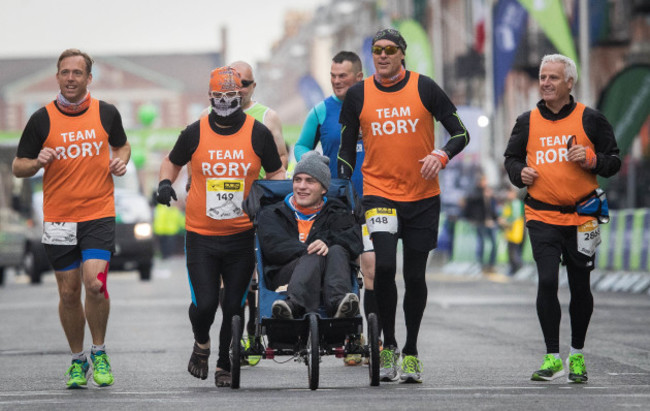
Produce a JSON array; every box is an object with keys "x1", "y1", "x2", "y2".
[{"x1": 229, "y1": 61, "x2": 255, "y2": 108}]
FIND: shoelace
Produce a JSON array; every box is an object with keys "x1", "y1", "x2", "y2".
[
  {"x1": 380, "y1": 350, "x2": 394, "y2": 367},
  {"x1": 94, "y1": 355, "x2": 110, "y2": 373},
  {"x1": 570, "y1": 356, "x2": 585, "y2": 373},
  {"x1": 402, "y1": 357, "x2": 420, "y2": 373},
  {"x1": 67, "y1": 362, "x2": 84, "y2": 378},
  {"x1": 542, "y1": 355, "x2": 558, "y2": 370}
]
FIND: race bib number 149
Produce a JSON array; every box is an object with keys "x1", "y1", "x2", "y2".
[{"x1": 206, "y1": 178, "x2": 245, "y2": 220}]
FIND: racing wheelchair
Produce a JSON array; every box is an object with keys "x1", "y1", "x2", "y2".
[{"x1": 231, "y1": 179, "x2": 380, "y2": 390}]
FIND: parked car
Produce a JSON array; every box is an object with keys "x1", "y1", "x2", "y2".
[
  {"x1": 21, "y1": 161, "x2": 155, "y2": 283},
  {"x1": 0, "y1": 144, "x2": 27, "y2": 286}
]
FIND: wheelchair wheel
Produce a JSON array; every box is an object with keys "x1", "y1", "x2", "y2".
[
  {"x1": 307, "y1": 313, "x2": 320, "y2": 390},
  {"x1": 230, "y1": 315, "x2": 242, "y2": 389},
  {"x1": 367, "y1": 313, "x2": 380, "y2": 386}
]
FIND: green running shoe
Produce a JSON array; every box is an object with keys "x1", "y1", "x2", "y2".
[
  {"x1": 531, "y1": 354, "x2": 565, "y2": 381},
  {"x1": 399, "y1": 355, "x2": 423, "y2": 383},
  {"x1": 379, "y1": 346, "x2": 400, "y2": 382},
  {"x1": 245, "y1": 336, "x2": 262, "y2": 366},
  {"x1": 66, "y1": 359, "x2": 90, "y2": 389},
  {"x1": 240, "y1": 338, "x2": 250, "y2": 366},
  {"x1": 241, "y1": 336, "x2": 262, "y2": 366},
  {"x1": 91, "y1": 351, "x2": 114, "y2": 387},
  {"x1": 566, "y1": 353, "x2": 588, "y2": 383}
]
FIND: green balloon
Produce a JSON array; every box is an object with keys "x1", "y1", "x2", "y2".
[{"x1": 138, "y1": 104, "x2": 158, "y2": 127}]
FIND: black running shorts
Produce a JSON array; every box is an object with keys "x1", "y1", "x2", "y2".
[
  {"x1": 43, "y1": 217, "x2": 115, "y2": 271},
  {"x1": 527, "y1": 220, "x2": 596, "y2": 270},
  {"x1": 362, "y1": 195, "x2": 440, "y2": 252}
]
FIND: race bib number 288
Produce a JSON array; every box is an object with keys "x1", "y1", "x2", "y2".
[
  {"x1": 365, "y1": 207, "x2": 398, "y2": 234},
  {"x1": 577, "y1": 219, "x2": 601, "y2": 257}
]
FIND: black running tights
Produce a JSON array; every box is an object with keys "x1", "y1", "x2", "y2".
[
  {"x1": 372, "y1": 232, "x2": 429, "y2": 356},
  {"x1": 536, "y1": 257, "x2": 593, "y2": 353}
]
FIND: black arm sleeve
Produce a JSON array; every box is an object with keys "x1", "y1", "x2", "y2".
[
  {"x1": 168, "y1": 121, "x2": 200, "y2": 166},
  {"x1": 417, "y1": 75, "x2": 469, "y2": 159},
  {"x1": 251, "y1": 120, "x2": 282, "y2": 174},
  {"x1": 99, "y1": 101, "x2": 128, "y2": 147},
  {"x1": 337, "y1": 82, "x2": 364, "y2": 179},
  {"x1": 16, "y1": 108, "x2": 50, "y2": 159},
  {"x1": 583, "y1": 107, "x2": 621, "y2": 178},
  {"x1": 503, "y1": 112, "x2": 531, "y2": 188},
  {"x1": 439, "y1": 112, "x2": 470, "y2": 159}
]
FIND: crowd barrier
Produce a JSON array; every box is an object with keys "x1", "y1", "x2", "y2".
[{"x1": 446, "y1": 208, "x2": 650, "y2": 273}]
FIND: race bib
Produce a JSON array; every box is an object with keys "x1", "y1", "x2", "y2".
[
  {"x1": 365, "y1": 207, "x2": 398, "y2": 234},
  {"x1": 362, "y1": 224, "x2": 374, "y2": 251},
  {"x1": 206, "y1": 178, "x2": 245, "y2": 220},
  {"x1": 577, "y1": 219, "x2": 601, "y2": 257},
  {"x1": 42, "y1": 222, "x2": 78, "y2": 245}
]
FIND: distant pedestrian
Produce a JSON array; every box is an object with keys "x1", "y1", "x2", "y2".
[
  {"x1": 463, "y1": 175, "x2": 498, "y2": 272},
  {"x1": 499, "y1": 186, "x2": 525, "y2": 276}
]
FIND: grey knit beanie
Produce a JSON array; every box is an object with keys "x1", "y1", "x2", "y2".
[{"x1": 294, "y1": 151, "x2": 331, "y2": 190}]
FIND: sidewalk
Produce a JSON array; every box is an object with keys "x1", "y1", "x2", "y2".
[{"x1": 437, "y1": 260, "x2": 650, "y2": 295}]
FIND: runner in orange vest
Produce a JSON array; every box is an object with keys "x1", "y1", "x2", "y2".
[
  {"x1": 338, "y1": 28, "x2": 470, "y2": 384},
  {"x1": 13, "y1": 48, "x2": 130, "y2": 389},
  {"x1": 504, "y1": 54, "x2": 621, "y2": 384},
  {"x1": 156, "y1": 66, "x2": 285, "y2": 388}
]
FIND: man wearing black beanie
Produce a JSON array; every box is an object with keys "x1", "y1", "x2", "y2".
[{"x1": 338, "y1": 28, "x2": 470, "y2": 384}]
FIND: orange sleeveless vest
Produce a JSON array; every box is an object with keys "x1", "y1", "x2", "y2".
[
  {"x1": 42, "y1": 99, "x2": 114, "y2": 222},
  {"x1": 526, "y1": 102, "x2": 598, "y2": 225},
  {"x1": 359, "y1": 73, "x2": 439, "y2": 201},
  {"x1": 185, "y1": 115, "x2": 261, "y2": 236}
]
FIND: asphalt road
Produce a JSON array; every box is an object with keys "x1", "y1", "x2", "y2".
[{"x1": 1, "y1": 257, "x2": 649, "y2": 410}]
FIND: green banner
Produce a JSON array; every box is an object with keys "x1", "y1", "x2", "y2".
[
  {"x1": 596, "y1": 65, "x2": 650, "y2": 189},
  {"x1": 517, "y1": 0, "x2": 579, "y2": 66},
  {"x1": 395, "y1": 19, "x2": 434, "y2": 78}
]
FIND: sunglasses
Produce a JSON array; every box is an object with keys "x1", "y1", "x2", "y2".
[
  {"x1": 241, "y1": 79, "x2": 254, "y2": 87},
  {"x1": 210, "y1": 91, "x2": 239, "y2": 99},
  {"x1": 372, "y1": 45, "x2": 401, "y2": 55}
]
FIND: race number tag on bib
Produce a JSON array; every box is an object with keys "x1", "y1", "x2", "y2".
[
  {"x1": 365, "y1": 207, "x2": 398, "y2": 234},
  {"x1": 206, "y1": 178, "x2": 245, "y2": 220},
  {"x1": 42, "y1": 222, "x2": 77, "y2": 245},
  {"x1": 577, "y1": 219, "x2": 601, "y2": 257}
]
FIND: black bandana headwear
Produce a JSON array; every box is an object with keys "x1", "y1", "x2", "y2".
[{"x1": 372, "y1": 28, "x2": 407, "y2": 52}]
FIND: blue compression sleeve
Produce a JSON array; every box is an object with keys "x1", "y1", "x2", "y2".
[
  {"x1": 295, "y1": 102, "x2": 326, "y2": 161},
  {"x1": 81, "y1": 249, "x2": 111, "y2": 262}
]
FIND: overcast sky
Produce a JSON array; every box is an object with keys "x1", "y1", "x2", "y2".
[{"x1": 0, "y1": 0, "x2": 327, "y2": 64}]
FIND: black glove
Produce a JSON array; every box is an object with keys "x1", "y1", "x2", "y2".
[{"x1": 156, "y1": 179, "x2": 177, "y2": 206}]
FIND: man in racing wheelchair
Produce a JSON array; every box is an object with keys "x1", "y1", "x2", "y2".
[{"x1": 256, "y1": 151, "x2": 362, "y2": 319}]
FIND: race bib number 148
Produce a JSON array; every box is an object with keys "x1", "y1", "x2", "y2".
[{"x1": 365, "y1": 207, "x2": 398, "y2": 234}]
